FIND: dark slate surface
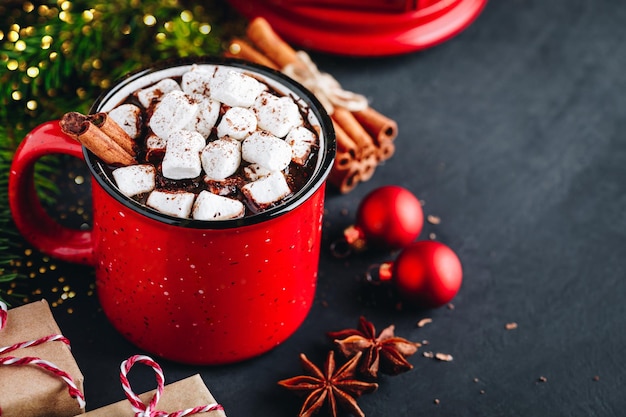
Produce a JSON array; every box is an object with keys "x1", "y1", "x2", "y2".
[{"x1": 16, "y1": 0, "x2": 626, "y2": 416}]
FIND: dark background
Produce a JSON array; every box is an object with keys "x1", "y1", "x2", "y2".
[{"x1": 10, "y1": 0, "x2": 626, "y2": 416}]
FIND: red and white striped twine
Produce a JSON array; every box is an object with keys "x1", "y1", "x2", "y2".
[
  {"x1": 0, "y1": 301, "x2": 7, "y2": 330},
  {"x1": 0, "y1": 333, "x2": 70, "y2": 356},
  {"x1": 120, "y1": 355, "x2": 225, "y2": 417},
  {"x1": 0, "y1": 301, "x2": 86, "y2": 415}
]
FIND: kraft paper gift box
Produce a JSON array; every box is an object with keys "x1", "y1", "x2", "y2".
[
  {"x1": 0, "y1": 299, "x2": 85, "y2": 417},
  {"x1": 80, "y1": 374, "x2": 226, "y2": 417}
]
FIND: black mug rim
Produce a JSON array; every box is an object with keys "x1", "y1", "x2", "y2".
[{"x1": 85, "y1": 56, "x2": 336, "y2": 229}]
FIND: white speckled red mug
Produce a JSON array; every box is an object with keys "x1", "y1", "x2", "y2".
[{"x1": 9, "y1": 57, "x2": 335, "y2": 364}]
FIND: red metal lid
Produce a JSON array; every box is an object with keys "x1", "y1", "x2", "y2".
[{"x1": 228, "y1": 0, "x2": 488, "y2": 56}]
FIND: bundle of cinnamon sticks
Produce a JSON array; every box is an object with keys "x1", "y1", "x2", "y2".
[
  {"x1": 225, "y1": 17, "x2": 398, "y2": 193},
  {"x1": 60, "y1": 111, "x2": 137, "y2": 166}
]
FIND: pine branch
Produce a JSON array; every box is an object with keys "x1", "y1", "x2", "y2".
[
  {"x1": 0, "y1": 141, "x2": 24, "y2": 305},
  {"x1": 0, "y1": 0, "x2": 246, "y2": 303}
]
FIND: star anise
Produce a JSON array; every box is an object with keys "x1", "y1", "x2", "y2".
[
  {"x1": 328, "y1": 316, "x2": 421, "y2": 378},
  {"x1": 278, "y1": 350, "x2": 378, "y2": 417}
]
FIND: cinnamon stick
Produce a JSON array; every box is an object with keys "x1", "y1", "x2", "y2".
[
  {"x1": 334, "y1": 151, "x2": 354, "y2": 171},
  {"x1": 225, "y1": 38, "x2": 279, "y2": 70},
  {"x1": 332, "y1": 120, "x2": 359, "y2": 161},
  {"x1": 376, "y1": 139, "x2": 396, "y2": 162},
  {"x1": 358, "y1": 154, "x2": 378, "y2": 182},
  {"x1": 60, "y1": 112, "x2": 136, "y2": 166},
  {"x1": 328, "y1": 124, "x2": 364, "y2": 193},
  {"x1": 328, "y1": 156, "x2": 362, "y2": 194},
  {"x1": 352, "y1": 106, "x2": 398, "y2": 145},
  {"x1": 246, "y1": 17, "x2": 304, "y2": 70},
  {"x1": 332, "y1": 106, "x2": 376, "y2": 160},
  {"x1": 89, "y1": 112, "x2": 136, "y2": 157}
]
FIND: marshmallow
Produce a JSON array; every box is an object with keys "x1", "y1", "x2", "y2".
[
  {"x1": 112, "y1": 164, "x2": 155, "y2": 197},
  {"x1": 181, "y1": 66, "x2": 214, "y2": 96},
  {"x1": 211, "y1": 68, "x2": 266, "y2": 108},
  {"x1": 242, "y1": 172, "x2": 291, "y2": 209},
  {"x1": 286, "y1": 126, "x2": 317, "y2": 165},
  {"x1": 192, "y1": 190, "x2": 245, "y2": 220},
  {"x1": 146, "y1": 132, "x2": 166, "y2": 152},
  {"x1": 149, "y1": 90, "x2": 199, "y2": 139},
  {"x1": 108, "y1": 103, "x2": 142, "y2": 139},
  {"x1": 201, "y1": 138, "x2": 241, "y2": 180},
  {"x1": 185, "y1": 96, "x2": 220, "y2": 138},
  {"x1": 216, "y1": 107, "x2": 257, "y2": 140},
  {"x1": 161, "y1": 130, "x2": 205, "y2": 180},
  {"x1": 243, "y1": 163, "x2": 272, "y2": 182},
  {"x1": 253, "y1": 92, "x2": 303, "y2": 138},
  {"x1": 136, "y1": 78, "x2": 181, "y2": 108},
  {"x1": 146, "y1": 190, "x2": 196, "y2": 218},
  {"x1": 145, "y1": 133, "x2": 166, "y2": 161},
  {"x1": 242, "y1": 131, "x2": 292, "y2": 172}
]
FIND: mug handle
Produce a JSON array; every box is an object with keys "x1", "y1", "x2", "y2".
[{"x1": 8, "y1": 121, "x2": 95, "y2": 266}]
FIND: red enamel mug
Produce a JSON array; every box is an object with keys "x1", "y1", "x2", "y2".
[{"x1": 8, "y1": 58, "x2": 335, "y2": 365}]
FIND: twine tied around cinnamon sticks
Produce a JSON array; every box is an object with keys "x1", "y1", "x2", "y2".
[
  {"x1": 282, "y1": 50, "x2": 368, "y2": 114},
  {"x1": 225, "y1": 17, "x2": 399, "y2": 193},
  {"x1": 0, "y1": 301, "x2": 86, "y2": 415},
  {"x1": 120, "y1": 354, "x2": 224, "y2": 417}
]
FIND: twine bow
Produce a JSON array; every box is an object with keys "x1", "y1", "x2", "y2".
[
  {"x1": 120, "y1": 355, "x2": 224, "y2": 417},
  {"x1": 282, "y1": 50, "x2": 369, "y2": 115},
  {"x1": 0, "y1": 301, "x2": 86, "y2": 415}
]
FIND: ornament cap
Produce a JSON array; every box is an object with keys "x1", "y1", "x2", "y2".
[
  {"x1": 365, "y1": 262, "x2": 394, "y2": 284},
  {"x1": 343, "y1": 224, "x2": 367, "y2": 251},
  {"x1": 379, "y1": 262, "x2": 394, "y2": 282}
]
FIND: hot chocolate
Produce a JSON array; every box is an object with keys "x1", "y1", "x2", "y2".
[{"x1": 63, "y1": 63, "x2": 321, "y2": 220}]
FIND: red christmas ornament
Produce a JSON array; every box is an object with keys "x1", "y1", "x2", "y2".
[
  {"x1": 342, "y1": 185, "x2": 423, "y2": 252},
  {"x1": 377, "y1": 240, "x2": 463, "y2": 308}
]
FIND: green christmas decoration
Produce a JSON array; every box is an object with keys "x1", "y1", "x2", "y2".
[{"x1": 0, "y1": 0, "x2": 246, "y2": 303}]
